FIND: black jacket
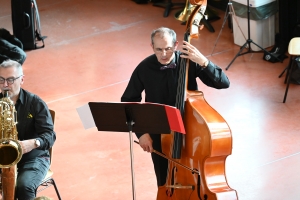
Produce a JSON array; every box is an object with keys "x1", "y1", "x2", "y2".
[{"x1": 0, "y1": 28, "x2": 26, "y2": 64}]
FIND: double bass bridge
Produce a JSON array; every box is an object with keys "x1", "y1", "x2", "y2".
[{"x1": 165, "y1": 183, "x2": 195, "y2": 190}]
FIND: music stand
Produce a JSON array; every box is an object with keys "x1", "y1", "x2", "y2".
[
  {"x1": 226, "y1": 0, "x2": 281, "y2": 70},
  {"x1": 77, "y1": 102, "x2": 185, "y2": 200}
]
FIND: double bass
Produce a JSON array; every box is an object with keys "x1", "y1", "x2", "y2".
[{"x1": 156, "y1": 1, "x2": 238, "y2": 199}]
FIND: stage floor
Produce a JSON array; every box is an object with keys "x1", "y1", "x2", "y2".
[{"x1": 1, "y1": 0, "x2": 299, "y2": 199}]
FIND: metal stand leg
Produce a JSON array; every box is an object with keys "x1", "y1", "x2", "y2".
[
  {"x1": 125, "y1": 107, "x2": 137, "y2": 200},
  {"x1": 278, "y1": 67, "x2": 288, "y2": 78},
  {"x1": 225, "y1": 0, "x2": 282, "y2": 70},
  {"x1": 279, "y1": 56, "x2": 292, "y2": 83},
  {"x1": 128, "y1": 130, "x2": 137, "y2": 200},
  {"x1": 283, "y1": 57, "x2": 295, "y2": 103},
  {"x1": 211, "y1": 1, "x2": 246, "y2": 56}
]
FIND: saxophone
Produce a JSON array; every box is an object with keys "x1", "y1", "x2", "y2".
[{"x1": 0, "y1": 90, "x2": 23, "y2": 200}]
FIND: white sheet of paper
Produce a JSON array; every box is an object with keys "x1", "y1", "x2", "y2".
[{"x1": 76, "y1": 103, "x2": 96, "y2": 129}]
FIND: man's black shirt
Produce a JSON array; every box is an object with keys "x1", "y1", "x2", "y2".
[
  {"x1": 0, "y1": 88, "x2": 56, "y2": 164},
  {"x1": 121, "y1": 51, "x2": 230, "y2": 106},
  {"x1": 121, "y1": 51, "x2": 230, "y2": 138}
]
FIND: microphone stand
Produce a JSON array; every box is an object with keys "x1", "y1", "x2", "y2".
[{"x1": 226, "y1": 0, "x2": 281, "y2": 70}]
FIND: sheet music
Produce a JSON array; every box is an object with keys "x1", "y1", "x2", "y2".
[{"x1": 76, "y1": 103, "x2": 96, "y2": 129}]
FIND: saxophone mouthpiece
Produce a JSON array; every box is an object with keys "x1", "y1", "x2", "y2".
[{"x1": 2, "y1": 89, "x2": 9, "y2": 97}]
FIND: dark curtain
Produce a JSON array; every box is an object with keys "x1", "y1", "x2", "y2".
[
  {"x1": 208, "y1": 0, "x2": 229, "y2": 11},
  {"x1": 278, "y1": 0, "x2": 300, "y2": 42}
]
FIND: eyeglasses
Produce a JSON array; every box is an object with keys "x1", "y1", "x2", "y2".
[
  {"x1": 154, "y1": 47, "x2": 174, "y2": 54},
  {"x1": 0, "y1": 75, "x2": 23, "y2": 85}
]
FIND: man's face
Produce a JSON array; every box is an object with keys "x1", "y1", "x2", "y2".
[
  {"x1": 0, "y1": 66, "x2": 23, "y2": 99},
  {"x1": 151, "y1": 34, "x2": 178, "y2": 65}
]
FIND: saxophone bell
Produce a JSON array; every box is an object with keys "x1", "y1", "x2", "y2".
[{"x1": 0, "y1": 139, "x2": 22, "y2": 168}]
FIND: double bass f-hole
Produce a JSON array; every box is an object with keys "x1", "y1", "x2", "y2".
[{"x1": 165, "y1": 167, "x2": 177, "y2": 197}]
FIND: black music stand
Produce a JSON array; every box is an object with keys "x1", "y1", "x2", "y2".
[
  {"x1": 226, "y1": 0, "x2": 281, "y2": 70},
  {"x1": 77, "y1": 102, "x2": 185, "y2": 200}
]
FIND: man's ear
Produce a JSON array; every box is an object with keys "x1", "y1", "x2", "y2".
[
  {"x1": 20, "y1": 75, "x2": 24, "y2": 85},
  {"x1": 150, "y1": 43, "x2": 154, "y2": 51},
  {"x1": 174, "y1": 41, "x2": 179, "y2": 50}
]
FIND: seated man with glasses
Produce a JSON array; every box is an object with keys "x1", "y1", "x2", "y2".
[
  {"x1": 121, "y1": 27, "x2": 230, "y2": 187},
  {"x1": 0, "y1": 59, "x2": 56, "y2": 200}
]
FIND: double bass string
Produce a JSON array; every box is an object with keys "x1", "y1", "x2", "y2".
[{"x1": 172, "y1": 32, "x2": 190, "y2": 159}]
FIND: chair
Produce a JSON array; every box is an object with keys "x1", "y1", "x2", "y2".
[
  {"x1": 35, "y1": 109, "x2": 62, "y2": 200},
  {"x1": 283, "y1": 37, "x2": 300, "y2": 103}
]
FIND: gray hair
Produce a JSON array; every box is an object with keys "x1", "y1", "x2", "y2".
[
  {"x1": 0, "y1": 59, "x2": 23, "y2": 75},
  {"x1": 151, "y1": 27, "x2": 177, "y2": 45}
]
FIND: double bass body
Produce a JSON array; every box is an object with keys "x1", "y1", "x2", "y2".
[{"x1": 157, "y1": 90, "x2": 238, "y2": 200}]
